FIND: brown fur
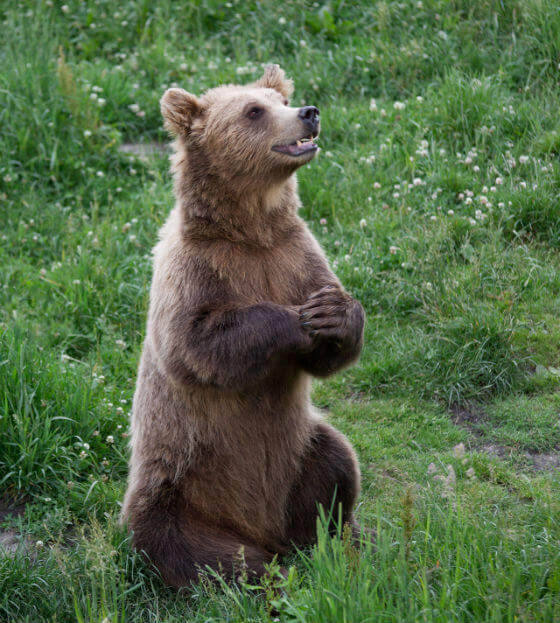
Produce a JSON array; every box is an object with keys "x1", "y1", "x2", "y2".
[{"x1": 121, "y1": 65, "x2": 367, "y2": 586}]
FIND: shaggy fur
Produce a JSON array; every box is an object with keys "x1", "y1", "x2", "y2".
[{"x1": 121, "y1": 65, "x2": 367, "y2": 587}]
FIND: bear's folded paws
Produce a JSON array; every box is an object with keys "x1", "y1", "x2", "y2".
[{"x1": 298, "y1": 285, "x2": 359, "y2": 342}]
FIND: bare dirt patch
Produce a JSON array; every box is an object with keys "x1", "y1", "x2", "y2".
[
  {"x1": 118, "y1": 141, "x2": 169, "y2": 161},
  {"x1": 0, "y1": 501, "x2": 28, "y2": 557},
  {"x1": 450, "y1": 404, "x2": 560, "y2": 472}
]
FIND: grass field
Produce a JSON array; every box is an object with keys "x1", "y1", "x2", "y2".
[{"x1": 1, "y1": 0, "x2": 560, "y2": 621}]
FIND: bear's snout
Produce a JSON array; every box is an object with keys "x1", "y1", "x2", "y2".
[{"x1": 298, "y1": 106, "x2": 320, "y2": 136}]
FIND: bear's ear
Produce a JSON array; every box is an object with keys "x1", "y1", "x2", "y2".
[
  {"x1": 253, "y1": 64, "x2": 294, "y2": 100},
  {"x1": 160, "y1": 88, "x2": 202, "y2": 135}
]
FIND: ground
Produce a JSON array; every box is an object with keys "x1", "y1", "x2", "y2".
[{"x1": 1, "y1": 1, "x2": 560, "y2": 622}]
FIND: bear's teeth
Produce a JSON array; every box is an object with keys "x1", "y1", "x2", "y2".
[{"x1": 296, "y1": 140, "x2": 302, "y2": 147}]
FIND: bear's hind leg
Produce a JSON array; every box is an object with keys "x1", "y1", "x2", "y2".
[
  {"x1": 124, "y1": 481, "x2": 273, "y2": 587},
  {"x1": 283, "y1": 421, "x2": 371, "y2": 548}
]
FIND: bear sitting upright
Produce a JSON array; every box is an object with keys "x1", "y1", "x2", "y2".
[{"x1": 121, "y1": 64, "x2": 367, "y2": 587}]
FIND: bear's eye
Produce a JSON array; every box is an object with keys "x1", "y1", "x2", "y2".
[
  {"x1": 283, "y1": 99, "x2": 289, "y2": 106},
  {"x1": 247, "y1": 106, "x2": 264, "y2": 120}
]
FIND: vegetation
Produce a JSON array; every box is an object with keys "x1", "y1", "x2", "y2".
[{"x1": 1, "y1": 0, "x2": 560, "y2": 621}]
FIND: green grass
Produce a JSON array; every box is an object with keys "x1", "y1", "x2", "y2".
[{"x1": 1, "y1": 0, "x2": 560, "y2": 621}]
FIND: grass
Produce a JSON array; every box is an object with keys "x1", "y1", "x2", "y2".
[{"x1": 1, "y1": 0, "x2": 560, "y2": 621}]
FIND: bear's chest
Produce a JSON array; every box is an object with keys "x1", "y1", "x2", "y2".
[{"x1": 209, "y1": 239, "x2": 311, "y2": 305}]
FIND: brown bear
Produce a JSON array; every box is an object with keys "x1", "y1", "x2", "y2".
[{"x1": 121, "y1": 65, "x2": 367, "y2": 587}]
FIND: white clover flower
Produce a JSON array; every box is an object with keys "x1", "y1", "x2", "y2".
[
  {"x1": 129, "y1": 103, "x2": 140, "y2": 113},
  {"x1": 393, "y1": 101, "x2": 405, "y2": 110},
  {"x1": 106, "y1": 435, "x2": 114, "y2": 444},
  {"x1": 519, "y1": 181, "x2": 527, "y2": 189},
  {"x1": 427, "y1": 462, "x2": 437, "y2": 475},
  {"x1": 83, "y1": 130, "x2": 92, "y2": 138},
  {"x1": 116, "y1": 339, "x2": 126, "y2": 349},
  {"x1": 97, "y1": 98, "x2": 106, "y2": 106},
  {"x1": 80, "y1": 450, "x2": 87, "y2": 458},
  {"x1": 96, "y1": 171, "x2": 104, "y2": 177},
  {"x1": 519, "y1": 155, "x2": 529, "y2": 164},
  {"x1": 416, "y1": 95, "x2": 423, "y2": 102},
  {"x1": 389, "y1": 245, "x2": 398, "y2": 254},
  {"x1": 495, "y1": 177, "x2": 503, "y2": 185},
  {"x1": 279, "y1": 16, "x2": 286, "y2": 24},
  {"x1": 61, "y1": 5, "x2": 69, "y2": 13},
  {"x1": 473, "y1": 165, "x2": 480, "y2": 172},
  {"x1": 373, "y1": 182, "x2": 381, "y2": 189},
  {"x1": 36, "y1": 540, "x2": 44, "y2": 548},
  {"x1": 299, "y1": 39, "x2": 307, "y2": 47},
  {"x1": 453, "y1": 443, "x2": 465, "y2": 459},
  {"x1": 447, "y1": 209, "x2": 454, "y2": 216},
  {"x1": 369, "y1": 98, "x2": 377, "y2": 111},
  {"x1": 319, "y1": 218, "x2": 327, "y2": 225},
  {"x1": 466, "y1": 467, "x2": 476, "y2": 479},
  {"x1": 445, "y1": 464, "x2": 456, "y2": 485},
  {"x1": 430, "y1": 215, "x2": 437, "y2": 221},
  {"x1": 359, "y1": 219, "x2": 367, "y2": 228},
  {"x1": 413, "y1": 177, "x2": 423, "y2": 186}
]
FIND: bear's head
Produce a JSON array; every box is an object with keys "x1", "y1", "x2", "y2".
[{"x1": 160, "y1": 65, "x2": 320, "y2": 185}]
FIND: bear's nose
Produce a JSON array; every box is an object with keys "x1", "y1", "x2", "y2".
[{"x1": 298, "y1": 106, "x2": 320, "y2": 134}]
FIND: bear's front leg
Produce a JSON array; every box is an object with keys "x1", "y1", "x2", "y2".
[{"x1": 297, "y1": 285, "x2": 365, "y2": 377}]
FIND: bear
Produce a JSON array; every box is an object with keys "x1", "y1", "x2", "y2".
[{"x1": 121, "y1": 64, "x2": 367, "y2": 587}]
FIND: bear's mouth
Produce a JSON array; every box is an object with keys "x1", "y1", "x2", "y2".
[{"x1": 272, "y1": 135, "x2": 318, "y2": 157}]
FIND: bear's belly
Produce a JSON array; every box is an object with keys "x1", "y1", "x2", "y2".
[{"x1": 131, "y1": 344, "x2": 318, "y2": 545}]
